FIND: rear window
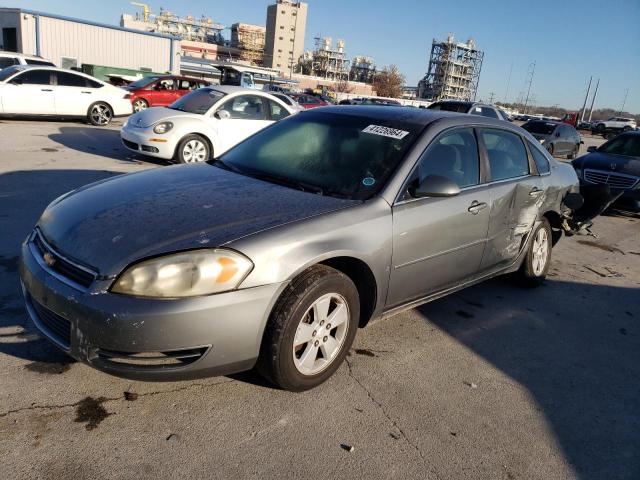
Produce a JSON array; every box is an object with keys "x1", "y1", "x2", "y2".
[
  {"x1": 127, "y1": 76, "x2": 158, "y2": 89},
  {"x1": 25, "y1": 59, "x2": 54, "y2": 66},
  {"x1": 0, "y1": 65, "x2": 20, "y2": 81},
  {"x1": 522, "y1": 121, "x2": 556, "y2": 135},
  {"x1": 428, "y1": 102, "x2": 471, "y2": 113}
]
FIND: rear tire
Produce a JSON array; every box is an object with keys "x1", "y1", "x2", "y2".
[
  {"x1": 257, "y1": 265, "x2": 360, "y2": 392},
  {"x1": 516, "y1": 219, "x2": 552, "y2": 288},
  {"x1": 546, "y1": 143, "x2": 555, "y2": 157},
  {"x1": 175, "y1": 134, "x2": 210, "y2": 164},
  {"x1": 87, "y1": 102, "x2": 113, "y2": 126},
  {"x1": 133, "y1": 98, "x2": 149, "y2": 112},
  {"x1": 567, "y1": 144, "x2": 579, "y2": 159}
]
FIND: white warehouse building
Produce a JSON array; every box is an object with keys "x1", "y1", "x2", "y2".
[{"x1": 0, "y1": 8, "x2": 180, "y2": 73}]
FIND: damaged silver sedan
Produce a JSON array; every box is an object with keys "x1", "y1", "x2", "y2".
[{"x1": 20, "y1": 107, "x2": 601, "y2": 391}]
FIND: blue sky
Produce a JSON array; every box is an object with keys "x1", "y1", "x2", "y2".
[{"x1": 7, "y1": 0, "x2": 640, "y2": 112}]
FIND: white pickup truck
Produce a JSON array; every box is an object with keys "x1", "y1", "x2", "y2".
[{"x1": 592, "y1": 117, "x2": 637, "y2": 135}]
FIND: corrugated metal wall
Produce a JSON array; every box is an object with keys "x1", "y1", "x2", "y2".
[{"x1": 13, "y1": 11, "x2": 179, "y2": 73}]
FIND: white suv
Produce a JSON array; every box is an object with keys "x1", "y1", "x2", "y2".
[
  {"x1": 0, "y1": 51, "x2": 55, "y2": 69},
  {"x1": 593, "y1": 117, "x2": 637, "y2": 133}
]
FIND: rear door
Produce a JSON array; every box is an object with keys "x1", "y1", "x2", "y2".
[
  {"x1": 53, "y1": 71, "x2": 95, "y2": 115},
  {"x1": 477, "y1": 128, "x2": 544, "y2": 272},
  {"x1": 214, "y1": 94, "x2": 271, "y2": 153},
  {"x1": 150, "y1": 78, "x2": 176, "y2": 106},
  {"x1": 1, "y1": 69, "x2": 55, "y2": 114},
  {"x1": 176, "y1": 78, "x2": 197, "y2": 100},
  {"x1": 387, "y1": 127, "x2": 491, "y2": 307}
]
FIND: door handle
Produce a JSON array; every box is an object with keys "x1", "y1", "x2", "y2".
[
  {"x1": 41, "y1": 89, "x2": 53, "y2": 92},
  {"x1": 81, "y1": 91, "x2": 92, "y2": 94},
  {"x1": 529, "y1": 187, "x2": 543, "y2": 197},
  {"x1": 468, "y1": 201, "x2": 488, "y2": 215}
]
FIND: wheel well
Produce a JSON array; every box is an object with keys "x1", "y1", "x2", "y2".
[
  {"x1": 319, "y1": 257, "x2": 377, "y2": 328},
  {"x1": 543, "y1": 210, "x2": 563, "y2": 245},
  {"x1": 174, "y1": 133, "x2": 214, "y2": 160}
]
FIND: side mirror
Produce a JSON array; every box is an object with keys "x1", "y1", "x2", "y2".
[
  {"x1": 412, "y1": 175, "x2": 460, "y2": 198},
  {"x1": 216, "y1": 109, "x2": 231, "y2": 120},
  {"x1": 587, "y1": 146, "x2": 597, "y2": 153}
]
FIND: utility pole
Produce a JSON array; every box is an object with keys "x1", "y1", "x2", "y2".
[
  {"x1": 587, "y1": 78, "x2": 600, "y2": 122},
  {"x1": 523, "y1": 61, "x2": 536, "y2": 115},
  {"x1": 504, "y1": 61, "x2": 513, "y2": 104},
  {"x1": 619, "y1": 88, "x2": 629, "y2": 115},
  {"x1": 488, "y1": 92, "x2": 495, "y2": 103},
  {"x1": 580, "y1": 76, "x2": 592, "y2": 122}
]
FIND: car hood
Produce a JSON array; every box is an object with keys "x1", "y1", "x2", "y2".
[
  {"x1": 127, "y1": 107, "x2": 201, "y2": 128},
  {"x1": 575, "y1": 151, "x2": 640, "y2": 176},
  {"x1": 37, "y1": 164, "x2": 358, "y2": 277}
]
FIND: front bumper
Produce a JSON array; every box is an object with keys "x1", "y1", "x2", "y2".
[
  {"x1": 120, "y1": 125, "x2": 176, "y2": 160},
  {"x1": 20, "y1": 236, "x2": 285, "y2": 381}
]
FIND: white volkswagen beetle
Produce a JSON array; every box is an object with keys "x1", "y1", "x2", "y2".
[{"x1": 120, "y1": 86, "x2": 298, "y2": 163}]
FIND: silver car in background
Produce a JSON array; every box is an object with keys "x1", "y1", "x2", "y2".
[{"x1": 20, "y1": 107, "x2": 589, "y2": 391}]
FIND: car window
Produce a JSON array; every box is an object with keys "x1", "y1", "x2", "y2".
[
  {"x1": 14, "y1": 69, "x2": 51, "y2": 85},
  {"x1": 219, "y1": 111, "x2": 421, "y2": 200},
  {"x1": 598, "y1": 134, "x2": 640, "y2": 157},
  {"x1": 414, "y1": 128, "x2": 480, "y2": 190},
  {"x1": 480, "y1": 129, "x2": 530, "y2": 181},
  {"x1": 0, "y1": 57, "x2": 18, "y2": 68},
  {"x1": 268, "y1": 99, "x2": 290, "y2": 121},
  {"x1": 527, "y1": 140, "x2": 551, "y2": 174},
  {"x1": 177, "y1": 79, "x2": 199, "y2": 90},
  {"x1": 154, "y1": 79, "x2": 175, "y2": 91},
  {"x1": 219, "y1": 95, "x2": 266, "y2": 120},
  {"x1": 302, "y1": 96, "x2": 320, "y2": 104},
  {"x1": 56, "y1": 71, "x2": 87, "y2": 87},
  {"x1": 25, "y1": 59, "x2": 54, "y2": 66},
  {"x1": 480, "y1": 107, "x2": 499, "y2": 119}
]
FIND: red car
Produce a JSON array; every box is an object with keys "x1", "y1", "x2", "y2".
[
  {"x1": 126, "y1": 75, "x2": 211, "y2": 112},
  {"x1": 289, "y1": 93, "x2": 329, "y2": 109}
]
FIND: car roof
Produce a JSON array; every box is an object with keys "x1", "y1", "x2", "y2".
[
  {"x1": 0, "y1": 51, "x2": 46, "y2": 60},
  {"x1": 526, "y1": 119, "x2": 562, "y2": 126},
  {"x1": 206, "y1": 85, "x2": 262, "y2": 94}
]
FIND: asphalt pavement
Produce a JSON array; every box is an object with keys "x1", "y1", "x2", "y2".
[{"x1": 0, "y1": 118, "x2": 638, "y2": 480}]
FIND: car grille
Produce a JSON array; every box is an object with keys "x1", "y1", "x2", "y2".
[
  {"x1": 122, "y1": 138, "x2": 139, "y2": 150},
  {"x1": 33, "y1": 230, "x2": 96, "y2": 288},
  {"x1": 584, "y1": 169, "x2": 639, "y2": 190},
  {"x1": 30, "y1": 298, "x2": 72, "y2": 350}
]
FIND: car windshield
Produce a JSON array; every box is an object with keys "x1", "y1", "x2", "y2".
[
  {"x1": 597, "y1": 134, "x2": 640, "y2": 157},
  {"x1": 216, "y1": 111, "x2": 422, "y2": 200},
  {"x1": 428, "y1": 102, "x2": 471, "y2": 113},
  {"x1": 169, "y1": 88, "x2": 226, "y2": 114},
  {"x1": 127, "y1": 76, "x2": 158, "y2": 89},
  {"x1": 0, "y1": 66, "x2": 20, "y2": 82},
  {"x1": 522, "y1": 121, "x2": 556, "y2": 135}
]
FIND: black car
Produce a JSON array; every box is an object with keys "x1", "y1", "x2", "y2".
[
  {"x1": 572, "y1": 131, "x2": 640, "y2": 211},
  {"x1": 427, "y1": 100, "x2": 510, "y2": 121},
  {"x1": 521, "y1": 120, "x2": 582, "y2": 159}
]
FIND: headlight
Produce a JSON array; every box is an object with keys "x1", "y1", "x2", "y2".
[
  {"x1": 153, "y1": 122, "x2": 173, "y2": 134},
  {"x1": 539, "y1": 138, "x2": 546, "y2": 144},
  {"x1": 111, "y1": 249, "x2": 253, "y2": 298}
]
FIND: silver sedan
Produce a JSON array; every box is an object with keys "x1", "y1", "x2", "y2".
[{"x1": 20, "y1": 107, "x2": 590, "y2": 391}]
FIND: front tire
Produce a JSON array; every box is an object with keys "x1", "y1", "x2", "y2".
[
  {"x1": 88, "y1": 102, "x2": 113, "y2": 126},
  {"x1": 175, "y1": 134, "x2": 210, "y2": 163},
  {"x1": 257, "y1": 265, "x2": 360, "y2": 392},
  {"x1": 516, "y1": 219, "x2": 552, "y2": 287}
]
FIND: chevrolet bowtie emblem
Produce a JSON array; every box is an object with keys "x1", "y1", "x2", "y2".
[
  {"x1": 610, "y1": 163, "x2": 617, "y2": 170},
  {"x1": 43, "y1": 252, "x2": 56, "y2": 267}
]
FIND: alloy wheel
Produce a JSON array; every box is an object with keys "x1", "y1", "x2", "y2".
[
  {"x1": 90, "y1": 104, "x2": 112, "y2": 125},
  {"x1": 181, "y1": 140, "x2": 207, "y2": 163},
  {"x1": 292, "y1": 293, "x2": 349, "y2": 376},
  {"x1": 133, "y1": 100, "x2": 148, "y2": 112},
  {"x1": 531, "y1": 228, "x2": 549, "y2": 276}
]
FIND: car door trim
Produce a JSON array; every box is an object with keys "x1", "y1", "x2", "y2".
[{"x1": 394, "y1": 237, "x2": 488, "y2": 270}]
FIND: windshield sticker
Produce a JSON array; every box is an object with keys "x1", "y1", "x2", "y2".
[
  {"x1": 362, "y1": 177, "x2": 376, "y2": 187},
  {"x1": 362, "y1": 124, "x2": 409, "y2": 140}
]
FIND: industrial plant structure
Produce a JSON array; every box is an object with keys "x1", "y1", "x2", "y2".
[
  {"x1": 230, "y1": 23, "x2": 266, "y2": 66},
  {"x1": 297, "y1": 37, "x2": 350, "y2": 81},
  {"x1": 417, "y1": 33, "x2": 484, "y2": 101},
  {"x1": 350, "y1": 55, "x2": 376, "y2": 84}
]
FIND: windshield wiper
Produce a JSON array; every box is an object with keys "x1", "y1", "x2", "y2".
[
  {"x1": 211, "y1": 158, "x2": 242, "y2": 173},
  {"x1": 245, "y1": 171, "x2": 325, "y2": 195}
]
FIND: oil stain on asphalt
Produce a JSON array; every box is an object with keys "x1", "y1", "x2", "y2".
[
  {"x1": 74, "y1": 397, "x2": 112, "y2": 430},
  {"x1": 577, "y1": 240, "x2": 625, "y2": 255}
]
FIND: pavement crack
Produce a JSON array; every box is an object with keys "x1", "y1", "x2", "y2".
[
  {"x1": 344, "y1": 357, "x2": 442, "y2": 480},
  {"x1": 0, "y1": 378, "x2": 235, "y2": 419}
]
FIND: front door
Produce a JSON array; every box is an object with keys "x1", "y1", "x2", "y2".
[
  {"x1": 477, "y1": 128, "x2": 545, "y2": 272},
  {"x1": 149, "y1": 78, "x2": 177, "y2": 106},
  {"x1": 387, "y1": 127, "x2": 491, "y2": 307},
  {"x1": 2, "y1": 69, "x2": 55, "y2": 114},
  {"x1": 214, "y1": 94, "x2": 272, "y2": 154}
]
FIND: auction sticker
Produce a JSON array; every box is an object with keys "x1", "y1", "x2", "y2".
[{"x1": 362, "y1": 124, "x2": 409, "y2": 140}]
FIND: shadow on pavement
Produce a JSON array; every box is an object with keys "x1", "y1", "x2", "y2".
[
  {"x1": 0, "y1": 169, "x2": 125, "y2": 364},
  {"x1": 416, "y1": 276, "x2": 639, "y2": 479},
  {"x1": 49, "y1": 126, "x2": 169, "y2": 166}
]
